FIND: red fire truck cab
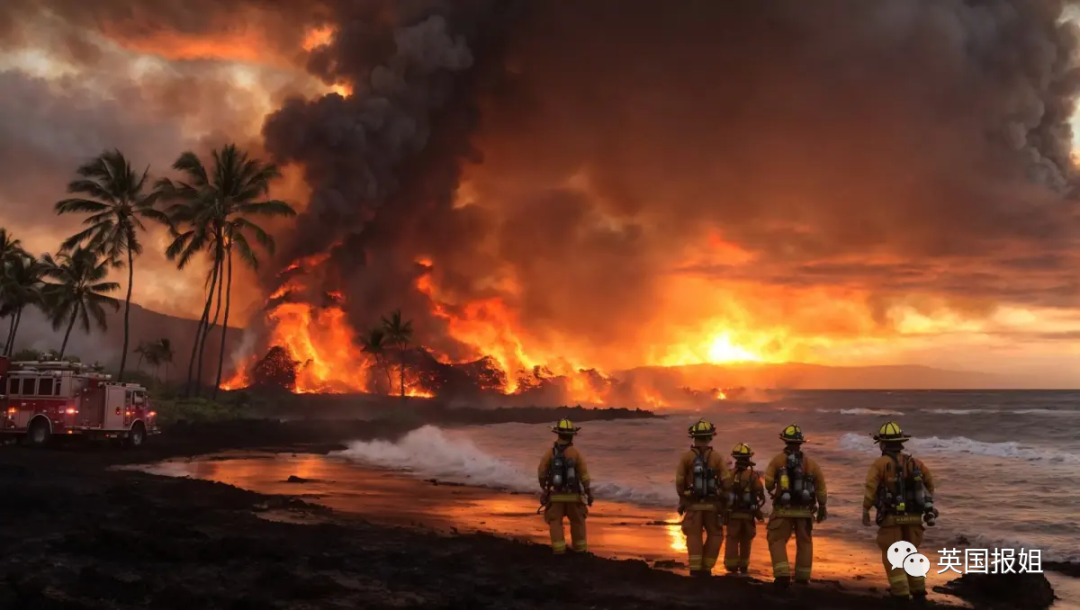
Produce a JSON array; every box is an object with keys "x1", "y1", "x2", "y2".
[{"x1": 0, "y1": 356, "x2": 159, "y2": 447}]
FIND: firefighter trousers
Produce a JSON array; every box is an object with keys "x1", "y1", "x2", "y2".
[
  {"x1": 544, "y1": 501, "x2": 588, "y2": 554},
  {"x1": 766, "y1": 517, "x2": 813, "y2": 582},
  {"x1": 877, "y1": 525, "x2": 926, "y2": 597},
  {"x1": 681, "y1": 508, "x2": 723, "y2": 572},
  {"x1": 723, "y1": 518, "x2": 756, "y2": 572}
]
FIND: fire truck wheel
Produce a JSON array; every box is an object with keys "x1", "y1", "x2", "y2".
[
  {"x1": 126, "y1": 422, "x2": 146, "y2": 448},
  {"x1": 26, "y1": 418, "x2": 51, "y2": 447}
]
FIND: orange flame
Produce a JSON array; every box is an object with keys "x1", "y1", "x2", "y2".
[
  {"x1": 220, "y1": 253, "x2": 762, "y2": 407},
  {"x1": 267, "y1": 303, "x2": 367, "y2": 393}
]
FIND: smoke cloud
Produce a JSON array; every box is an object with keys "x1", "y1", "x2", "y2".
[
  {"x1": 2, "y1": 0, "x2": 1080, "y2": 380},
  {"x1": 258, "y1": 0, "x2": 1080, "y2": 371}
]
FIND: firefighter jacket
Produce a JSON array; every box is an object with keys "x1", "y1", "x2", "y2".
[
  {"x1": 676, "y1": 445, "x2": 730, "y2": 511},
  {"x1": 723, "y1": 466, "x2": 766, "y2": 520},
  {"x1": 538, "y1": 442, "x2": 591, "y2": 503},
  {"x1": 862, "y1": 453, "x2": 936, "y2": 527},
  {"x1": 764, "y1": 451, "x2": 827, "y2": 518}
]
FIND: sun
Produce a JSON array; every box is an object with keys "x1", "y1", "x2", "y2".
[{"x1": 706, "y1": 333, "x2": 762, "y2": 363}]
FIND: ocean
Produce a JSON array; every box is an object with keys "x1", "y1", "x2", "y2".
[{"x1": 337, "y1": 391, "x2": 1080, "y2": 564}]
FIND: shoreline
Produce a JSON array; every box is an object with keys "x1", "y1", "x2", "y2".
[
  {"x1": 122, "y1": 450, "x2": 932, "y2": 592},
  {"x1": 1, "y1": 418, "x2": 1072, "y2": 609}
]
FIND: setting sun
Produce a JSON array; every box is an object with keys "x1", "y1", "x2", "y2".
[{"x1": 706, "y1": 333, "x2": 762, "y2": 363}]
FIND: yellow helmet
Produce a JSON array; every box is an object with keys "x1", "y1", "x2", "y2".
[
  {"x1": 731, "y1": 443, "x2": 754, "y2": 459},
  {"x1": 873, "y1": 421, "x2": 911, "y2": 442},
  {"x1": 552, "y1": 418, "x2": 581, "y2": 435},
  {"x1": 779, "y1": 424, "x2": 806, "y2": 443},
  {"x1": 688, "y1": 419, "x2": 717, "y2": 438}
]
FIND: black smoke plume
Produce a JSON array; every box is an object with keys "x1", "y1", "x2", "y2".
[{"x1": 258, "y1": 0, "x2": 1080, "y2": 380}]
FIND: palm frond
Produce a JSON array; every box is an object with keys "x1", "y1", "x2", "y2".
[
  {"x1": 88, "y1": 281, "x2": 121, "y2": 293},
  {"x1": 232, "y1": 233, "x2": 260, "y2": 270},
  {"x1": 55, "y1": 198, "x2": 110, "y2": 215},
  {"x1": 237, "y1": 200, "x2": 297, "y2": 218}
]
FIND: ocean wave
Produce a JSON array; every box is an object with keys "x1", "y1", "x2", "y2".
[
  {"x1": 1011, "y1": 409, "x2": 1079, "y2": 416},
  {"x1": 816, "y1": 408, "x2": 905, "y2": 416},
  {"x1": 927, "y1": 408, "x2": 1078, "y2": 416},
  {"x1": 335, "y1": 426, "x2": 673, "y2": 506},
  {"x1": 926, "y1": 409, "x2": 985, "y2": 415},
  {"x1": 839, "y1": 433, "x2": 1080, "y2": 465},
  {"x1": 336, "y1": 426, "x2": 536, "y2": 492}
]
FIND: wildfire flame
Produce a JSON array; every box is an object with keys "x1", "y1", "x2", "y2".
[{"x1": 220, "y1": 255, "x2": 764, "y2": 406}]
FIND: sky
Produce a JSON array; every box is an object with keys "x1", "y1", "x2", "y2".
[{"x1": 0, "y1": 1, "x2": 1078, "y2": 387}]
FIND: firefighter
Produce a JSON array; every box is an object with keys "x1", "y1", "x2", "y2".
[
  {"x1": 538, "y1": 418, "x2": 594, "y2": 554},
  {"x1": 862, "y1": 421, "x2": 938, "y2": 605},
  {"x1": 722, "y1": 442, "x2": 765, "y2": 574},
  {"x1": 675, "y1": 419, "x2": 730, "y2": 576},
  {"x1": 764, "y1": 424, "x2": 828, "y2": 588}
]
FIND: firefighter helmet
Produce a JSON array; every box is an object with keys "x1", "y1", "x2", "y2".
[
  {"x1": 688, "y1": 419, "x2": 717, "y2": 438},
  {"x1": 779, "y1": 423, "x2": 806, "y2": 443},
  {"x1": 872, "y1": 421, "x2": 911, "y2": 442},
  {"x1": 552, "y1": 418, "x2": 581, "y2": 435},
  {"x1": 731, "y1": 443, "x2": 754, "y2": 459}
]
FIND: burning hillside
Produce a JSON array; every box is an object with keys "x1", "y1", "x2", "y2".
[{"x1": 221, "y1": 0, "x2": 1079, "y2": 402}]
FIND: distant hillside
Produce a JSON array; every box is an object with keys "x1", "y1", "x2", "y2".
[
  {"x1": 6, "y1": 303, "x2": 243, "y2": 379},
  {"x1": 616, "y1": 362, "x2": 1049, "y2": 390}
]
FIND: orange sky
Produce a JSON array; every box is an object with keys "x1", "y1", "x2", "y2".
[{"x1": 0, "y1": 2, "x2": 1078, "y2": 387}]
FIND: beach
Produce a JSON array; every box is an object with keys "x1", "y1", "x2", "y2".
[{"x1": 1, "y1": 400, "x2": 1074, "y2": 609}]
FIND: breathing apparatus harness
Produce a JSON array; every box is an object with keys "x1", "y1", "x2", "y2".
[
  {"x1": 773, "y1": 449, "x2": 817, "y2": 509},
  {"x1": 686, "y1": 446, "x2": 720, "y2": 501},
  {"x1": 548, "y1": 441, "x2": 580, "y2": 493},
  {"x1": 874, "y1": 451, "x2": 938, "y2": 526},
  {"x1": 728, "y1": 462, "x2": 766, "y2": 520}
]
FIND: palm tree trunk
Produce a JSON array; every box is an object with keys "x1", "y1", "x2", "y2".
[
  {"x1": 59, "y1": 309, "x2": 78, "y2": 358},
  {"x1": 399, "y1": 343, "x2": 407, "y2": 398},
  {"x1": 381, "y1": 356, "x2": 393, "y2": 392},
  {"x1": 117, "y1": 248, "x2": 135, "y2": 382},
  {"x1": 213, "y1": 246, "x2": 234, "y2": 399},
  {"x1": 8, "y1": 307, "x2": 23, "y2": 356},
  {"x1": 3, "y1": 314, "x2": 15, "y2": 355},
  {"x1": 186, "y1": 259, "x2": 219, "y2": 397},
  {"x1": 197, "y1": 245, "x2": 225, "y2": 393}
]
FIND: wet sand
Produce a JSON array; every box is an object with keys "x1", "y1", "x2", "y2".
[{"x1": 125, "y1": 451, "x2": 955, "y2": 597}]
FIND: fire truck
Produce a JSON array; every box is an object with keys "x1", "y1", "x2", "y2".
[{"x1": 0, "y1": 356, "x2": 158, "y2": 447}]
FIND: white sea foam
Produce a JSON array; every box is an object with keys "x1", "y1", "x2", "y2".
[
  {"x1": 335, "y1": 425, "x2": 673, "y2": 506},
  {"x1": 816, "y1": 408, "x2": 905, "y2": 416},
  {"x1": 926, "y1": 409, "x2": 985, "y2": 415},
  {"x1": 839, "y1": 433, "x2": 1080, "y2": 465},
  {"x1": 927, "y1": 408, "x2": 1077, "y2": 416},
  {"x1": 336, "y1": 426, "x2": 537, "y2": 492}
]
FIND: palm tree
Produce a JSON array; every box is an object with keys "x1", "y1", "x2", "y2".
[
  {"x1": 40, "y1": 248, "x2": 121, "y2": 359},
  {"x1": 54, "y1": 150, "x2": 169, "y2": 381},
  {"x1": 134, "y1": 341, "x2": 152, "y2": 372},
  {"x1": 158, "y1": 144, "x2": 295, "y2": 398},
  {"x1": 1, "y1": 254, "x2": 46, "y2": 356},
  {"x1": 361, "y1": 328, "x2": 394, "y2": 393},
  {"x1": 0, "y1": 229, "x2": 24, "y2": 262},
  {"x1": 0, "y1": 228, "x2": 27, "y2": 330},
  {"x1": 381, "y1": 310, "x2": 414, "y2": 397},
  {"x1": 151, "y1": 338, "x2": 174, "y2": 381}
]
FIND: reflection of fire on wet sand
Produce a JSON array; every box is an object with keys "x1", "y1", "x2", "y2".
[{"x1": 123, "y1": 452, "x2": 935, "y2": 589}]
